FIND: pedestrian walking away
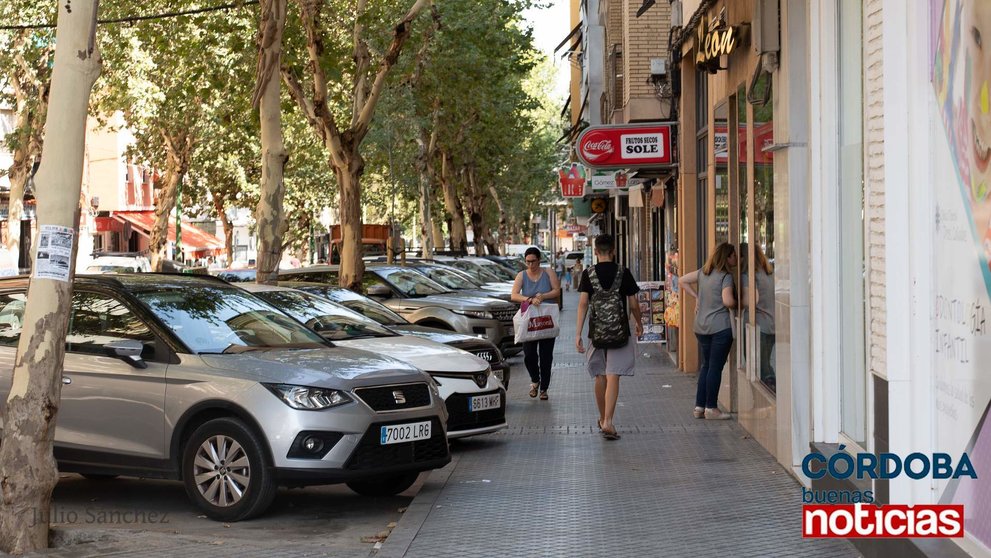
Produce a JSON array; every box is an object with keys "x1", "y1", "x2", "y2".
[
  {"x1": 679, "y1": 242, "x2": 737, "y2": 420},
  {"x1": 555, "y1": 250, "x2": 566, "y2": 310},
  {"x1": 575, "y1": 234, "x2": 642, "y2": 440},
  {"x1": 512, "y1": 247, "x2": 562, "y2": 400},
  {"x1": 571, "y1": 256, "x2": 583, "y2": 291}
]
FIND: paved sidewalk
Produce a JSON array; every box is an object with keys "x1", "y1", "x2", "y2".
[{"x1": 377, "y1": 289, "x2": 859, "y2": 558}]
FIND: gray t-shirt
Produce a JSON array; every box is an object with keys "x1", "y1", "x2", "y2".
[
  {"x1": 693, "y1": 270, "x2": 733, "y2": 335},
  {"x1": 741, "y1": 271, "x2": 775, "y2": 335}
]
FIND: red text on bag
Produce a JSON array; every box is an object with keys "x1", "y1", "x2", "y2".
[{"x1": 528, "y1": 316, "x2": 555, "y2": 331}]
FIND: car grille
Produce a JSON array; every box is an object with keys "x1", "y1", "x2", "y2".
[
  {"x1": 470, "y1": 349, "x2": 496, "y2": 363},
  {"x1": 492, "y1": 308, "x2": 517, "y2": 322},
  {"x1": 354, "y1": 383, "x2": 431, "y2": 411},
  {"x1": 445, "y1": 390, "x2": 506, "y2": 432},
  {"x1": 345, "y1": 418, "x2": 449, "y2": 470}
]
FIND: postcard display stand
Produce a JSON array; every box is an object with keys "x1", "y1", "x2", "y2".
[{"x1": 635, "y1": 281, "x2": 665, "y2": 344}]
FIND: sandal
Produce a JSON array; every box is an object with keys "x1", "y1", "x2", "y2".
[
  {"x1": 601, "y1": 428, "x2": 621, "y2": 440},
  {"x1": 529, "y1": 384, "x2": 538, "y2": 398},
  {"x1": 539, "y1": 391, "x2": 548, "y2": 400},
  {"x1": 596, "y1": 419, "x2": 603, "y2": 431}
]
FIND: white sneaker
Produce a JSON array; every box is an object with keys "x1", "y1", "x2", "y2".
[{"x1": 704, "y1": 408, "x2": 732, "y2": 420}]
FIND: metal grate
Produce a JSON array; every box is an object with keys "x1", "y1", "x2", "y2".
[
  {"x1": 492, "y1": 308, "x2": 517, "y2": 322},
  {"x1": 353, "y1": 383, "x2": 431, "y2": 411}
]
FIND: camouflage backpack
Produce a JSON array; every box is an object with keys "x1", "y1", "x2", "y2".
[{"x1": 587, "y1": 265, "x2": 630, "y2": 349}]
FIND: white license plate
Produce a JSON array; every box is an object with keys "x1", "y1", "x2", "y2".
[
  {"x1": 469, "y1": 393, "x2": 502, "y2": 412},
  {"x1": 380, "y1": 421, "x2": 432, "y2": 445}
]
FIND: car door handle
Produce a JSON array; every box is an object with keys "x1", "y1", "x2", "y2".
[{"x1": 62, "y1": 377, "x2": 71, "y2": 385}]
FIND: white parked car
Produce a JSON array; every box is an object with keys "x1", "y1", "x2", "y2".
[
  {"x1": 85, "y1": 254, "x2": 152, "y2": 274},
  {"x1": 239, "y1": 284, "x2": 508, "y2": 439}
]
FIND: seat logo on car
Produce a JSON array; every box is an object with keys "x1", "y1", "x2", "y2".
[{"x1": 392, "y1": 390, "x2": 406, "y2": 404}]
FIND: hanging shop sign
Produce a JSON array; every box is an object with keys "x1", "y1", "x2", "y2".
[
  {"x1": 557, "y1": 163, "x2": 587, "y2": 198},
  {"x1": 695, "y1": 13, "x2": 738, "y2": 73},
  {"x1": 575, "y1": 123, "x2": 675, "y2": 169},
  {"x1": 590, "y1": 198, "x2": 608, "y2": 214},
  {"x1": 590, "y1": 170, "x2": 646, "y2": 190}
]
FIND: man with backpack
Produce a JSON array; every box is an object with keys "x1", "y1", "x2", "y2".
[{"x1": 575, "y1": 234, "x2": 643, "y2": 440}]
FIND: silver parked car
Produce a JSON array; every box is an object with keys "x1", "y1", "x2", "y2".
[
  {"x1": 239, "y1": 284, "x2": 507, "y2": 439},
  {"x1": 279, "y1": 265, "x2": 521, "y2": 357},
  {"x1": 0, "y1": 274, "x2": 450, "y2": 521},
  {"x1": 285, "y1": 283, "x2": 512, "y2": 388}
]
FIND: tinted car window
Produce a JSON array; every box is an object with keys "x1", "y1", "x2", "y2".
[
  {"x1": 255, "y1": 290, "x2": 395, "y2": 341},
  {"x1": 378, "y1": 269, "x2": 449, "y2": 297},
  {"x1": 476, "y1": 262, "x2": 513, "y2": 281},
  {"x1": 0, "y1": 293, "x2": 27, "y2": 347},
  {"x1": 135, "y1": 286, "x2": 327, "y2": 353},
  {"x1": 417, "y1": 267, "x2": 480, "y2": 290},
  {"x1": 292, "y1": 285, "x2": 409, "y2": 325},
  {"x1": 67, "y1": 292, "x2": 154, "y2": 355}
]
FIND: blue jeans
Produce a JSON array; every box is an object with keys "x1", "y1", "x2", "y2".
[
  {"x1": 523, "y1": 337, "x2": 555, "y2": 391},
  {"x1": 695, "y1": 329, "x2": 733, "y2": 408}
]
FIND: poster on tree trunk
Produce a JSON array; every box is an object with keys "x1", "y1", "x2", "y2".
[
  {"x1": 636, "y1": 281, "x2": 665, "y2": 344},
  {"x1": 33, "y1": 225, "x2": 73, "y2": 282}
]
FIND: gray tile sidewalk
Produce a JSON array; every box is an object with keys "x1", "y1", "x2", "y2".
[{"x1": 376, "y1": 289, "x2": 860, "y2": 558}]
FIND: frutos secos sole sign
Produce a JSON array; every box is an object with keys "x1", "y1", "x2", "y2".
[{"x1": 575, "y1": 123, "x2": 675, "y2": 169}]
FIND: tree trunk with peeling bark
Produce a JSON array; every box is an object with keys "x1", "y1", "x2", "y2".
[
  {"x1": 0, "y1": 1, "x2": 101, "y2": 553},
  {"x1": 253, "y1": 0, "x2": 289, "y2": 285},
  {"x1": 439, "y1": 152, "x2": 467, "y2": 254},
  {"x1": 336, "y1": 153, "x2": 365, "y2": 291},
  {"x1": 149, "y1": 163, "x2": 183, "y2": 272},
  {"x1": 282, "y1": 0, "x2": 429, "y2": 290},
  {"x1": 488, "y1": 183, "x2": 507, "y2": 255},
  {"x1": 211, "y1": 190, "x2": 234, "y2": 265}
]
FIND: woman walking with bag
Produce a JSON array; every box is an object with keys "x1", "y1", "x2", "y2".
[
  {"x1": 679, "y1": 242, "x2": 737, "y2": 420},
  {"x1": 512, "y1": 247, "x2": 562, "y2": 400}
]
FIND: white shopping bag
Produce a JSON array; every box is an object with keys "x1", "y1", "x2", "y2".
[{"x1": 513, "y1": 302, "x2": 560, "y2": 344}]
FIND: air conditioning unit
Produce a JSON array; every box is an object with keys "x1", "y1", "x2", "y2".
[
  {"x1": 650, "y1": 58, "x2": 666, "y2": 77},
  {"x1": 671, "y1": 1, "x2": 683, "y2": 28},
  {"x1": 753, "y1": 0, "x2": 780, "y2": 54}
]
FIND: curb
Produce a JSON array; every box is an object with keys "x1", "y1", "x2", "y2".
[{"x1": 371, "y1": 453, "x2": 461, "y2": 558}]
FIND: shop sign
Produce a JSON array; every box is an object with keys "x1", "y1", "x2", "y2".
[
  {"x1": 590, "y1": 198, "x2": 608, "y2": 214},
  {"x1": 575, "y1": 124, "x2": 674, "y2": 168},
  {"x1": 695, "y1": 14, "x2": 737, "y2": 72},
  {"x1": 590, "y1": 170, "x2": 646, "y2": 190},
  {"x1": 557, "y1": 163, "x2": 587, "y2": 198}
]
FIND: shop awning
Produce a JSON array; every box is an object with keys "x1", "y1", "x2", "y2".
[
  {"x1": 112, "y1": 211, "x2": 223, "y2": 255},
  {"x1": 554, "y1": 22, "x2": 582, "y2": 54}
]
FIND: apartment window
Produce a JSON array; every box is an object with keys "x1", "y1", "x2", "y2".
[{"x1": 838, "y1": 0, "x2": 867, "y2": 446}]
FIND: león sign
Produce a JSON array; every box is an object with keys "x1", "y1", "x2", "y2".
[
  {"x1": 695, "y1": 15, "x2": 737, "y2": 72},
  {"x1": 575, "y1": 124, "x2": 674, "y2": 169}
]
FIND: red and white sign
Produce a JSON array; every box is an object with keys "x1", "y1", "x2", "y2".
[
  {"x1": 558, "y1": 164, "x2": 587, "y2": 198},
  {"x1": 802, "y1": 504, "x2": 964, "y2": 538},
  {"x1": 576, "y1": 124, "x2": 675, "y2": 168}
]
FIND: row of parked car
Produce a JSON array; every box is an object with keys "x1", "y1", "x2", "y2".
[{"x1": 0, "y1": 255, "x2": 528, "y2": 522}]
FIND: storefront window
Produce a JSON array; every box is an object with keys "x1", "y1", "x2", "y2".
[
  {"x1": 838, "y1": 0, "x2": 866, "y2": 447},
  {"x1": 696, "y1": 70, "x2": 709, "y2": 268},
  {"x1": 714, "y1": 102, "x2": 730, "y2": 244},
  {"x1": 736, "y1": 87, "x2": 749, "y2": 371},
  {"x1": 753, "y1": 72, "x2": 776, "y2": 393}
]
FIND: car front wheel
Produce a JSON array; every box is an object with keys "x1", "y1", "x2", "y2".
[
  {"x1": 181, "y1": 417, "x2": 276, "y2": 521},
  {"x1": 346, "y1": 472, "x2": 420, "y2": 497}
]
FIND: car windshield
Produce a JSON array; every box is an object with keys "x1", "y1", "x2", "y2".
[
  {"x1": 287, "y1": 285, "x2": 410, "y2": 325},
  {"x1": 419, "y1": 266, "x2": 481, "y2": 290},
  {"x1": 477, "y1": 262, "x2": 514, "y2": 281},
  {"x1": 254, "y1": 290, "x2": 395, "y2": 341},
  {"x1": 450, "y1": 260, "x2": 502, "y2": 283},
  {"x1": 135, "y1": 286, "x2": 328, "y2": 353},
  {"x1": 379, "y1": 269, "x2": 450, "y2": 297}
]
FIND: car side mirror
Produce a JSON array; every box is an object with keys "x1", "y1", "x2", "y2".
[
  {"x1": 105, "y1": 339, "x2": 148, "y2": 369},
  {"x1": 366, "y1": 284, "x2": 391, "y2": 298}
]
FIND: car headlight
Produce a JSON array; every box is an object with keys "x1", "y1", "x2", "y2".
[
  {"x1": 263, "y1": 383, "x2": 353, "y2": 410},
  {"x1": 456, "y1": 309, "x2": 493, "y2": 319}
]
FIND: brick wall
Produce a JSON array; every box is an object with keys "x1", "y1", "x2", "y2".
[
  {"x1": 864, "y1": 0, "x2": 886, "y2": 377},
  {"x1": 605, "y1": 0, "x2": 624, "y2": 118},
  {"x1": 621, "y1": 0, "x2": 670, "y2": 108}
]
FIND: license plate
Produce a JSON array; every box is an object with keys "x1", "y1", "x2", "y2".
[
  {"x1": 469, "y1": 393, "x2": 502, "y2": 412},
  {"x1": 380, "y1": 421, "x2": 431, "y2": 445}
]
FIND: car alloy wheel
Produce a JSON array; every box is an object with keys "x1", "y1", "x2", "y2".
[
  {"x1": 182, "y1": 417, "x2": 277, "y2": 521},
  {"x1": 193, "y1": 435, "x2": 250, "y2": 507}
]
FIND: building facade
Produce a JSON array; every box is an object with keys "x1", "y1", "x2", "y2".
[{"x1": 573, "y1": 0, "x2": 990, "y2": 554}]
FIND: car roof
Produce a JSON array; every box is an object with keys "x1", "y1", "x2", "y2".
[
  {"x1": 280, "y1": 265, "x2": 338, "y2": 273},
  {"x1": 237, "y1": 283, "x2": 291, "y2": 293},
  {"x1": 0, "y1": 273, "x2": 233, "y2": 292}
]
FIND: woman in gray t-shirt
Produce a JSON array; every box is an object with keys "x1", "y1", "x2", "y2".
[{"x1": 679, "y1": 242, "x2": 737, "y2": 420}]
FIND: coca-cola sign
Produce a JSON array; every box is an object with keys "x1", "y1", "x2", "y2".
[{"x1": 575, "y1": 123, "x2": 675, "y2": 168}]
